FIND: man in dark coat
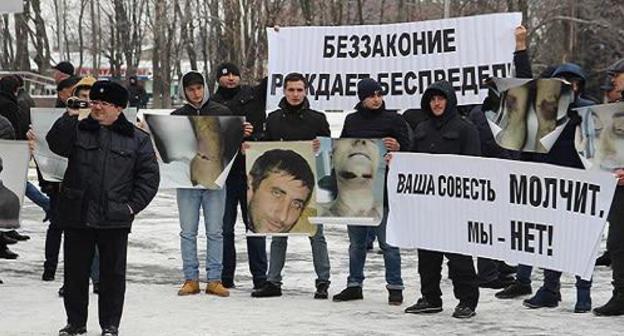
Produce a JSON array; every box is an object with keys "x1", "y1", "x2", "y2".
[
  {"x1": 47, "y1": 80, "x2": 159, "y2": 336},
  {"x1": 0, "y1": 76, "x2": 23, "y2": 140},
  {"x1": 211, "y1": 62, "x2": 268, "y2": 289},
  {"x1": 127, "y1": 76, "x2": 148, "y2": 108},
  {"x1": 404, "y1": 80, "x2": 481, "y2": 319},
  {"x1": 332, "y1": 78, "x2": 409, "y2": 305}
]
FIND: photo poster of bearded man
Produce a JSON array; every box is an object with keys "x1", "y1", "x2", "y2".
[
  {"x1": 30, "y1": 107, "x2": 138, "y2": 182},
  {"x1": 245, "y1": 141, "x2": 318, "y2": 236},
  {"x1": 0, "y1": 140, "x2": 30, "y2": 230},
  {"x1": 575, "y1": 102, "x2": 624, "y2": 172},
  {"x1": 309, "y1": 137, "x2": 386, "y2": 226},
  {"x1": 143, "y1": 114, "x2": 244, "y2": 190},
  {"x1": 487, "y1": 78, "x2": 574, "y2": 153}
]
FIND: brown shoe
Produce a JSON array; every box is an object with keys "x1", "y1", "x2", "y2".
[
  {"x1": 177, "y1": 280, "x2": 200, "y2": 296},
  {"x1": 206, "y1": 281, "x2": 230, "y2": 297}
]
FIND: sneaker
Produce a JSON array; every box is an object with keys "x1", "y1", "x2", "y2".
[
  {"x1": 594, "y1": 294, "x2": 624, "y2": 316},
  {"x1": 58, "y1": 324, "x2": 87, "y2": 336},
  {"x1": 332, "y1": 286, "x2": 363, "y2": 302},
  {"x1": 177, "y1": 280, "x2": 200, "y2": 296},
  {"x1": 314, "y1": 281, "x2": 330, "y2": 299},
  {"x1": 388, "y1": 289, "x2": 403, "y2": 305},
  {"x1": 495, "y1": 282, "x2": 532, "y2": 299},
  {"x1": 251, "y1": 282, "x2": 282, "y2": 298},
  {"x1": 404, "y1": 297, "x2": 443, "y2": 314},
  {"x1": 101, "y1": 326, "x2": 118, "y2": 336},
  {"x1": 42, "y1": 269, "x2": 56, "y2": 281},
  {"x1": 452, "y1": 304, "x2": 476, "y2": 319},
  {"x1": 523, "y1": 287, "x2": 560, "y2": 309},
  {"x1": 595, "y1": 252, "x2": 611, "y2": 267},
  {"x1": 4, "y1": 230, "x2": 30, "y2": 241},
  {"x1": 206, "y1": 281, "x2": 230, "y2": 297},
  {"x1": 479, "y1": 276, "x2": 515, "y2": 289},
  {"x1": 93, "y1": 282, "x2": 100, "y2": 295},
  {"x1": 0, "y1": 246, "x2": 18, "y2": 259}
]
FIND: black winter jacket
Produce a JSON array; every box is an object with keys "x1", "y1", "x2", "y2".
[
  {"x1": 411, "y1": 80, "x2": 481, "y2": 156},
  {"x1": 171, "y1": 99, "x2": 231, "y2": 117},
  {"x1": 47, "y1": 113, "x2": 160, "y2": 229},
  {"x1": 0, "y1": 91, "x2": 23, "y2": 140},
  {"x1": 340, "y1": 102, "x2": 410, "y2": 151},
  {"x1": 265, "y1": 97, "x2": 330, "y2": 141},
  {"x1": 0, "y1": 114, "x2": 15, "y2": 140}
]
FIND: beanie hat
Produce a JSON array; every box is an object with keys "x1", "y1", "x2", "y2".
[
  {"x1": 182, "y1": 72, "x2": 205, "y2": 89},
  {"x1": 90, "y1": 80, "x2": 129, "y2": 108},
  {"x1": 215, "y1": 63, "x2": 241, "y2": 79},
  {"x1": 357, "y1": 78, "x2": 382, "y2": 101},
  {"x1": 56, "y1": 76, "x2": 81, "y2": 92},
  {"x1": 53, "y1": 61, "x2": 75, "y2": 76}
]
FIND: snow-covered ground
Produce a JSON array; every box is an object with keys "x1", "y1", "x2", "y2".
[{"x1": 2, "y1": 188, "x2": 623, "y2": 336}]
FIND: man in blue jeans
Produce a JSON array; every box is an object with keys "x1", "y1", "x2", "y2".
[
  {"x1": 332, "y1": 78, "x2": 408, "y2": 305},
  {"x1": 172, "y1": 71, "x2": 253, "y2": 297},
  {"x1": 250, "y1": 72, "x2": 331, "y2": 299}
]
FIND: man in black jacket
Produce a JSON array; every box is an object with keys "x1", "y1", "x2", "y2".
[
  {"x1": 0, "y1": 76, "x2": 23, "y2": 140},
  {"x1": 127, "y1": 76, "x2": 148, "y2": 108},
  {"x1": 404, "y1": 80, "x2": 481, "y2": 319},
  {"x1": 211, "y1": 63, "x2": 268, "y2": 289},
  {"x1": 47, "y1": 81, "x2": 159, "y2": 336},
  {"x1": 332, "y1": 78, "x2": 409, "y2": 305},
  {"x1": 251, "y1": 72, "x2": 332, "y2": 299}
]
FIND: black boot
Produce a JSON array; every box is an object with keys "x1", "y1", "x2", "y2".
[
  {"x1": 495, "y1": 282, "x2": 532, "y2": 299},
  {"x1": 388, "y1": 289, "x2": 403, "y2": 305},
  {"x1": 251, "y1": 282, "x2": 282, "y2": 298},
  {"x1": 58, "y1": 324, "x2": 87, "y2": 336},
  {"x1": 404, "y1": 297, "x2": 443, "y2": 314},
  {"x1": 0, "y1": 246, "x2": 18, "y2": 259},
  {"x1": 594, "y1": 293, "x2": 624, "y2": 316},
  {"x1": 42, "y1": 268, "x2": 55, "y2": 281},
  {"x1": 332, "y1": 286, "x2": 363, "y2": 302},
  {"x1": 314, "y1": 281, "x2": 330, "y2": 299},
  {"x1": 0, "y1": 233, "x2": 18, "y2": 245},
  {"x1": 595, "y1": 251, "x2": 612, "y2": 267},
  {"x1": 4, "y1": 230, "x2": 30, "y2": 241},
  {"x1": 101, "y1": 326, "x2": 119, "y2": 336}
]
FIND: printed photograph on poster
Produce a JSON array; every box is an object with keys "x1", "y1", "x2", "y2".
[
  {"x1": 0, "y1": 140, "x2": 30, "y2": 229},
  {"x1": 576, "y1": 102, "x2": 624, "y2": 171},
  {"x1": 30, "y1": 107, "x2": 138, "y2": 182},
  {"x1": 488, "y1": 78, "x2": 573, "y2": 153},
  {"x1": 144, "y1": 114, "x2": 244, "y2": 189},
  {"x1": 310, "y1": 137, "x2": 386, "y2": 226},
  {"x1": 245, "y1": 141, "x2": 317, "y2": 236}
]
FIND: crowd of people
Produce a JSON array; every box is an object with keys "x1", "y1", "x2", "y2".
[{"x1": 1, "y1": 24, "x2": 623, "y2": 336}]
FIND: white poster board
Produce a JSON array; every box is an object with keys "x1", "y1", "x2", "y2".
[
  {"x1": 0, "y1": 140, "x2": 29, "y2": 229},
  {"x1": 267, "y1": 13, "x2": 521, "y2": 111},
  {"x1": 387, "y1": 153, "x2": 618, "y2": 280}
]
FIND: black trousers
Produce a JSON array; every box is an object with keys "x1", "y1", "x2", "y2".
[
  {"x1": 418, "y1": 249, "x2": 479, "y2": 310},
  {"x1": 222, "y1": 174, "x2": 267, "y2": 287},
  {"x1": 608, "y1": 187, "x2": 624, "y2": 292},
  {"x1": 64, "y1": 228, "x2": 128, "y2": 329},
  {"x1": 44, "y1": 194, "x2": 63, "y2": 272}
]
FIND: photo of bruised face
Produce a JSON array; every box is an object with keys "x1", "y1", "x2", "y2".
[
  {"x1": 534, "y1": 80, "x2": 563, "y2": 153},
  {"x1": 496, "y1": 85, "x2": 529, "y2": 151},
  {"x1": 247, "y1": 148, "x2": 315, "y2": 234},
  {"x1": 190, "y1": 117, "x2": 224, "y2": 189}
]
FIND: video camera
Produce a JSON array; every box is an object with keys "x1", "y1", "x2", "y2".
[{"x1": 67, "y1": 97, "x2": 89, "y2": 109}]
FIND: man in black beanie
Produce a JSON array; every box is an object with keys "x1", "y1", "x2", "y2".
[
  {"x1": 47, "y1": 80, "x2": 160, "y2": 336},
  {"x1": 332, "y1": 78, "x2": 409, "y2": 305},
  {"x1": 211, "y1": 62, "x2": 268, "y2": 290}
]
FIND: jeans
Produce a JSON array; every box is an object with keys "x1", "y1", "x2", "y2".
[
  {"x1": 267, "y1": 225, "x2": 330, "y2": 286},
  {"x1": 346, "y1": 210, "x2": 403, "y2": 290},
  {"x1": 26, "y1": 181, "x2": 50, "y2": 213},
  {"x1": 177, "y1": 188, "x2": 226, "y2": 282},
  {"x1": 222, "y1": 174, "x2": 267, "y2": 287}
]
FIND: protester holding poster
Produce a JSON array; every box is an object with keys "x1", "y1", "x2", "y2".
[
  {"x1": 211, "y1": 62, "x2": 269, "y2": 291},
  {"x1": 403, "y1": 79, "x2": 481, "y2": 318},
  {"x1": 47, "y1": 81, "x2": 159, "y2": 336},
  {"x1": 332, "y1": 78, "x2": 408, "y2": 305},
  {"x1": 251, "y1": 72, "x2": 331, "y2": 300},
  {"x1": 171, "y1": 71, "x2": 251, "y2": 298}
]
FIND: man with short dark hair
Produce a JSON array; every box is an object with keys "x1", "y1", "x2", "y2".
[
  {"x1": 56, "y1": 77, "x2": 81, "y2": 108},
  {"x1": 247, "y1": 149, "x2": 315, "y2": 234},
  {"x1": 48, "y1": 80, "x2": 159, "y2": 336},
  {"x1": 212, "y1": 62, "x2": 268, "y2": 290},
  {"x1": 251, "y1": 72, "x2": 332, "y2": 299}
]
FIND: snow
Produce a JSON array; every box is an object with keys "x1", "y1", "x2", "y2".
[{"x1": 1, "y1": 187, "x2": 623, "y2": 336}]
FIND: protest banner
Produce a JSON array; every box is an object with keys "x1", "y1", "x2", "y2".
[
  {"x1": 387, "y1": 153, "x2": 618, "y2": 279},
  {"x1": 488, "y1": 78, "x2": 574, "y2": 153},
  {"x1": 246, "y1": 141, "x2": 318, "y2": 236},
  {"x1": 267, "y1": 12, "x2": 521, "y2": 111},
  {"x1": 576, "y1": 102, "x2": 624, "y2": 171},
  {"x1": 30, "y1": 107, "x2": 138, "y2": 182},
  {"x1": 0, "y1": 140, "x2": 29, "y2": 229},
  {"x1": 310, "y1": 137, "x2": 386, "y2": 226},
  {"x1": 143, "y1": 114, "x2": 244, "y2": 189}
]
